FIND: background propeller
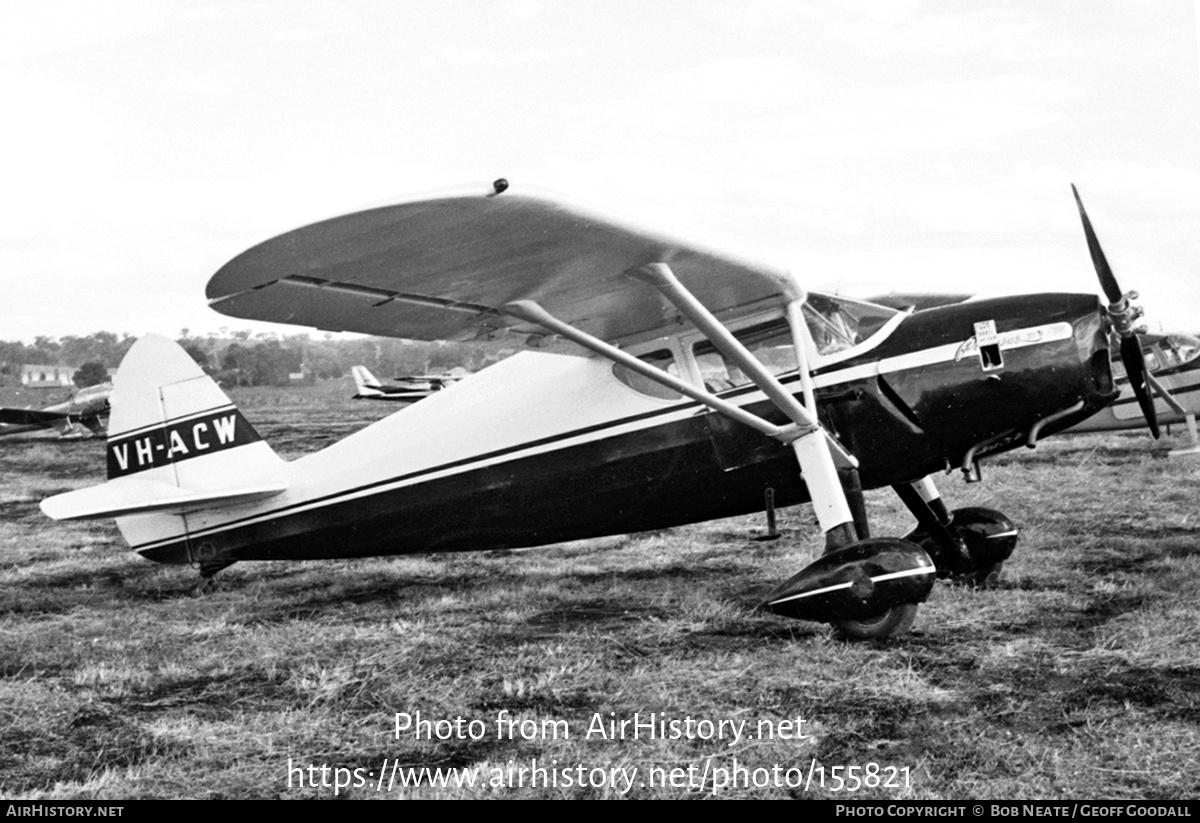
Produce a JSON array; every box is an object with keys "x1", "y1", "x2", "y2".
[{"x1": 1071, "y1": 184, "x2": 1159, "y2": 439}]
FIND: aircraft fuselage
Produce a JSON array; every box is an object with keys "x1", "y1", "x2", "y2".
[
  {"x1": 1065, "y1": 333, "x2": 1200, "y2": 433},
  {"x1": 132, "y1": 292, "x2": 1113, "y2": 569}
]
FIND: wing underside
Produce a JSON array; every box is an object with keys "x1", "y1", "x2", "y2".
[
  {"x1": 0, "y1": 408, "x2": 69, "y2": 426},
  {"x1": 206, "y1": 184, "x2": 795, "y2": 345}
]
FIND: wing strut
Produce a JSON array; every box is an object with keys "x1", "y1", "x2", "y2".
[
  {"x1": 501, "y1": 300, "x2": 802, "y2": 441},
  {"x1": 1146, "y1": 373, "x2": 1200, "y2": 457},
  {"x1": 630, "y1": 263, "x2": 845, "y2": 450},
  {"x1": 501, "y1": 262, "x2": 861, "y2": 549}
]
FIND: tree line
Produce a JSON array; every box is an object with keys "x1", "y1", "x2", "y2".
[{"x1": 0, "y1": 331, "x2": 516, "y2": 388}]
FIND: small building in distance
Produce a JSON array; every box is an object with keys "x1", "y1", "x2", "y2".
[{"x1": 21, "y1": 365, "x2": 75, "y2": 388}]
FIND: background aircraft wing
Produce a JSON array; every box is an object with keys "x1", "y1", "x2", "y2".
[
  {"x1": 0, "y1": 408, "x2": 70, "y2": 427},
  {"x1": 207, "y1": 182, "x2": 795, "y2": 346}
]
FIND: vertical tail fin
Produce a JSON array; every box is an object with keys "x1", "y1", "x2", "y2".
[
  {"x1": 352, "y1": 365, "x2": 384, "y2": 398},
  {"x1": 42, "y1": 335, "x2": 286, "y2": 521}
]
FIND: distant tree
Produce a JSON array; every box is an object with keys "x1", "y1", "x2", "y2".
[
  {"x1": 73, "y1": 361, "x2": 109, "y2": 388},
  {"x1": 221, "y1": 343, "x2": 247, "y2": 385},
  {"x1": 58, "y1": 332, "x2": 133, "y2": 370},
  {"x1": 179, "y1": 340, "x2": 210, "y2": 372},
  {"x1": 305, "y1": 350, "x2": 345, "y2": 380},
  {"x1": 242, "y1": 340, "x2": 301, "y2": 386},
  {"x1": 30, "y1": 336, "x2": 61, "y2": 364},
  {"x1": 0, "y1": 330, "x2": 511, "y2": 388},
  {"x1": 218, "y1": 340, "x2": 302, "y2": 386}
]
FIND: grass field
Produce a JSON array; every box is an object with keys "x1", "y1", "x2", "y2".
[{"x1": 1, "y1": 385, "x2": 1198, "y2": 799}]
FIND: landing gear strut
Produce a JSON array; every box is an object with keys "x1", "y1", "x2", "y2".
[{"x1": 895, "y1": 478, "x2": 1018, "y2": 588}]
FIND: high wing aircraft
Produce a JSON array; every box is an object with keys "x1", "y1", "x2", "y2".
[
  {"x1": 351, "y1": 365, "x2": 462, "y2": 401},
  {"x1": 0, "y1": 382, "x2": 112, "y2": 438},
  {"x1": 41, "y1": 181, "x2": 1156, "y2": 640}
]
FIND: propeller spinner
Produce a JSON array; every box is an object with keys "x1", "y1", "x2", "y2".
[{"x1": 1071, "y1": 184, "x2": 1159, "y2": 439}]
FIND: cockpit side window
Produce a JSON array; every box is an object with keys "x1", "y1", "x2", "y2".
[
  {"x1": 691, "y1": 318, "x2": 796, "y2": 392},
  {"x1": 612, "y1": 349, "x2": 682, "y2": 400}
]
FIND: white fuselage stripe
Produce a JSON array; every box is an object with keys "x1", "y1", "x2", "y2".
[
  {"x1": 767, "y1": 565, "x2": 936, "y2": 607},
  {"x1": 810, "y1": 322, "x2": 1073, "y2": 388}
]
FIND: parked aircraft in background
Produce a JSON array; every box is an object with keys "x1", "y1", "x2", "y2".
[
  {"x1": 41, "y1": 182, "x2": 1159, "y2": 640},
  {"x1": 1065, "y1": 332, "x2": 1200, "y2": 454},
  {"x1": 0, "y1": 383, "x2": 112, "y2": 438},
  {"x1": 351, "y1": 365, "x2": 462, "y2": 402}
]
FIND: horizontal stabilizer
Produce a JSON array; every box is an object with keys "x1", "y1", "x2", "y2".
[{"x1": 41, "y1": 478, "x2": 287, "y2": 521}]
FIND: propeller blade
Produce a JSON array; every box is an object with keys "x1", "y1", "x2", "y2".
[
  {"x1": 1120, "y1": 333, "x2": 1160, "y2": 439},
  {"x1": 1072, "y1": 185, "x2": 1159, "y2": 438},
  {"x1": 1071, "y1": 184, "x2": 1123, "y2": 304}
]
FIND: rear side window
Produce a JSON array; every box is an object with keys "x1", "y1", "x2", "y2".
[
  {"x1": 612, "y1": 349, "x2": 682, "y2": 400},
  {"x1": 692, "y1": 318, "x2": 796, "y2": 392}
]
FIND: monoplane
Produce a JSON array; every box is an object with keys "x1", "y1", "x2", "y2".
[
  {"x1": 351, "y1": 365, "x2": 461, "y2": 402},
  {"x1": 1, "y1": 382, "x2": 112, "y2": 438},
  {"x1": 42, "y1": 182, "x2": 1157, "y2": 639}
]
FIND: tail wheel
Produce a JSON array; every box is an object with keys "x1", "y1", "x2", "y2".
[{"x1": 831, "y1": 602, "x2": 919, "y2": 641}]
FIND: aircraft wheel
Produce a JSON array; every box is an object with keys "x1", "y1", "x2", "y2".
[
  {"x1": 831, "y1": 602, "x2": 918, "y2": 641},
  {"x1": 905, "y1": 507, "x2": 1017, "y2": 583}
]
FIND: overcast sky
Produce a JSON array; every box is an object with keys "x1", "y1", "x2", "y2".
[{"x1": 3, "y1": 0, "x2": 1198, "y2": 343}]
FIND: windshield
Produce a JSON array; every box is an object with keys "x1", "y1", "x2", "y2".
[
  {"x1": 802, "y1": 293, "x2": 900, "y2": 357},
  {"x1": 1164, "y1": 334, "x2": 1200, "y2": 369}
]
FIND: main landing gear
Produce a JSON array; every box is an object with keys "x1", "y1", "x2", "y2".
[
  {"x1": 904, "y1": 506, "x2": 1017, "y2": 588},
  {"x1": 893, "y1": 478, "x2": 1018, "y2": 589},
  {"x1": 763, "y1": 536, "x2": 935, "y2": 640},
  {"x1": 762, "y1": 475, "x2": 1019, "y2": 640},
  {"x1": 503, "y1": 263, "x2": 1014, "y2": 641}
]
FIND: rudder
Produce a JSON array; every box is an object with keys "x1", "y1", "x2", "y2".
[
  {"x1": 104, "y1": 335, "x2": 279, "y2": 485},
  {"x1": 352, "y1": 365, "x2": 383, "y2": 397}
]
